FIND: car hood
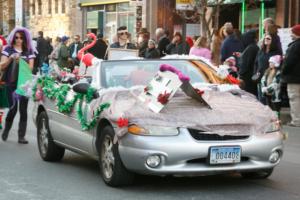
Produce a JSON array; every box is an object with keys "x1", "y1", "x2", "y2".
[{"x1": 94, "y1": 86, "x2": 276, "y2": 136}]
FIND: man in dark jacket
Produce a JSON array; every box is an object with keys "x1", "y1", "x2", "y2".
[
  {"x1": 281, "y1": 24, "x2": 300, "y2": 127},
  {"x1": 36, "y1": 31, "x2": 49, "y2": 73},
  {"x1": 220, "y1": 22, "x2": 244, "y2": 62},
  {"x1": 239, "y1": 30, "x2": 259, "y2": 95},
  {"x1": 69, "y1": 35, "x2": 83, "y2": 66},
  {"x1": 156, "y1": 28, "x2": 170, "y2": 57},
  {"x1": 110, "y1": 26, "x2": 136, "y2": 49},
  {"x1": 88, "y1": 34, "x2": 108, "y2": 59}
]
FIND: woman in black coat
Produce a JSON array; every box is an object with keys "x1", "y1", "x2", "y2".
[
  {"x1": 253, "y1": 33, "x2": 282, "y2": 104},
  {"x1": 238, "y1": 30, "x2": 259, "y2": 96}
]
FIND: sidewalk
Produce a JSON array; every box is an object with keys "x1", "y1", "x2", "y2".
[{"x1": 280, "y1": 107, "x2": 291, "y2": 125}]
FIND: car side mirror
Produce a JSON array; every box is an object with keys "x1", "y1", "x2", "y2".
[{"x1": 72, "y1": 83, "x2": 99, "y2": 99}]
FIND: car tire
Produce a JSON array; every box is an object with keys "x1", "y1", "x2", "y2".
[
  {"x1": 99, "y1": 125, "x2": 134, "y2": 187},
  {"x1": 241, "y1": 168, "x2": 274, "y2": 179},
  {"x1": 37, "y1": 111, "x2": 65, "y2": 162}
]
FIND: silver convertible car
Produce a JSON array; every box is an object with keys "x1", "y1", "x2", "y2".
[{"x1": 33, "y1": 58, "x2": 284, "y2": 187}]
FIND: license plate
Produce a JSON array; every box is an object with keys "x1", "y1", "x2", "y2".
[{"x1": 209, "y1": 146, "x2": 241, "y2": 164}]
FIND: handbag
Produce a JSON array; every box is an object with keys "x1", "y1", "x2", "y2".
[{"x1": 9, "y1": 59, "x2": 19, "y2": 84}]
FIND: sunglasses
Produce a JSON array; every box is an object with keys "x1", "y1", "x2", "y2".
[
  {"x1": 118, "y1": 32, "x2": 128, "y2": 36},
  {"x1": 265, "y1": 37, "x2": 272, "y2": 40},
  {"x1": 15, "y1": 36, "x2": 23, "y2": 40}
]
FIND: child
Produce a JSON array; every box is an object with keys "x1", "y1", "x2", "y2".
[{"x1": 261, "y1": 55, "x2": 282, "y2": 114}]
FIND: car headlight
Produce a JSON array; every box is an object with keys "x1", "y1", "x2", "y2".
[
  {"x1": 128, "y1": 125, "x2": 179, "y2": 136},
  {"x1": 264, "y1": 120, "x2": 281, "y2": 133}
]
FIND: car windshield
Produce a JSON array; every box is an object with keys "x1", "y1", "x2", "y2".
[{"x1": 101, "y1": 60, "x2": 207, "y2": 88}]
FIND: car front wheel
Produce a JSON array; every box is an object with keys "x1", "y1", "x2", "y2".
[
  {"x1": 241, "y1": 168, "x2": 274, "y2": 179},
  {"x1": 99, "y1": 126, "x2": 134, "y2": 187},
  {"x1": 37, "y1": 111, "x2": 65, "y2": 161}
]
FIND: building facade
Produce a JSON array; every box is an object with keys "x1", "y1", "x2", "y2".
[
  {"x1": 25, "y1": 0, "x2": 82, "y2": 38},
  {"x1": 0, "y1": 0, "x2": 16, "y2": 35}
]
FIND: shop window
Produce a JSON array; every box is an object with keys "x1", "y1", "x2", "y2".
[
  {"x1": 62, "y1": 1, "x2": 66, "y2": 13},
  {"x1": 48, "y1": 0, "x2": 52, "y2": 14},
  {"x1": 106, "y1": 4, "x2": 116, "y2": 12},
  {"x1": 38, "y1": 0, "x2": 42, "y2": 15},
  {"x1": 55, "y1": 0, "x2": 58, "y2": 14}
]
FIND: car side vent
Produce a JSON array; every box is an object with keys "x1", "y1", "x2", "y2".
[{"x1": 188, "y1": 129, "x2": 249, "y2": 141}]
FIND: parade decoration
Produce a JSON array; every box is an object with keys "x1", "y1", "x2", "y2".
[
  {"x1": 16, "y1": 58, "x2": 33, "y2": 96},
  {"x1": 77, "y1": 33, "x2": 98, "y2": 67},
  {"x1": 139, "y1": 63, "x2": 209, "y2": 113},
  {"x1": 217, "y1": 65, "x2": 241, "y2": 85},
  {"x1": 32, "y1": 76, "x2": 110, "y2": 130},
  {"x1": 157, "y1": 91, "x2": 171, "y2": 105},
  {"x1": 117, "y1": 117, "x2": 129, "y2": 128}
]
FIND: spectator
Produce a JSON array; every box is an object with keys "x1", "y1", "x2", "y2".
[
  {"x1": 110, "y1": 26, "x2": 136, "y2": 49},
  {"x1": 144, "y1": 39, "x2": 160, "y2": 59},
  {"x1": 49, "y1": 36, "x2": 61, "y2": 61},
  {"x1": 253, "y1": 33, "x2": 281, "y2": 104},
  {"x1": 69, "y1": 35, "x2": 83, "y2": 67},
  {"x1": 211, "y1": 26, "x2": 226, "y2": 66},
  {"x1": 186, "y1": 36, "x2": 194, "y2": 48},
  {"x1": 155, "y1": 28, "x2": 170, "y2": 57},
  {"x1": 166, "y1": 32, "x2": 190, "y2": 55},
  {"x1": 281, "y1": 24, "x2": 300, "y2": 127},
  {"x1": 137, "y1": 28, "x2": 150, "y2": 57},
  {"x1": 220, "y1": 22, "x2": 244, "y2": 62},
  {"x1": 261, "y1": 55, "x2": 282, "y2": 113},
  {"x1": 45, "y1": 36, "x2": 53, "y2": 64},
  {"x1": 88, "y1": 33, "x2": 108, "y2": 59},
  {"x1": 36, "y1": 31, "x2": 49, "y2": 72},
  {"x1": 189, "y1": 36, "x2": 212, "y2": 60},
  {"x1": 0, "y1": 27, "x2": 36, "y2": 144},
  {"x1": 57, "y1": 36, "x2": 70, "y2": 69},
  {"x1": 239, "y1": 29, "x2": 259, "y2": 95}
]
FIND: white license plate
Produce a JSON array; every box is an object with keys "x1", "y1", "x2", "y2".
[{"x1": 210, "y1": 146, "x2": 241, "y2": 164}]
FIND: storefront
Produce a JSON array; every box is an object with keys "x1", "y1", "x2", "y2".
[{"x1": 80, "y1": 0, "x2": 143, "y2": 43}]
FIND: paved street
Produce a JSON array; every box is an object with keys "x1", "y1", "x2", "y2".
[{"x1": 0, "y1": 102, "x2": 300, "y2": 200}]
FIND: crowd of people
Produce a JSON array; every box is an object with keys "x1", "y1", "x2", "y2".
[{"x1": 0, "y1": 17, "x2": 299, "y2": 144}]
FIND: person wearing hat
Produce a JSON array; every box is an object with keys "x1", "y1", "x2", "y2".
[
  {"x1": 57, "y1": 36, "x2": 70, "y2": 69},
  {"x1": 110, "y1": 26, "x2": 136, "y2": 49},
  {"x1": 87, "y1": 33, "x2": 108, "y2": 60},
  {"x1": 144, "y1": 39, "x2": 160, "y2": 59},
  {"x1": 281, "y1": 24, "x2": 300, "y2": 127},
  {"x1": 261, "y1": 55, "x2": 282, "y2": 113},
  {"x1": 137, "y1": 28, "x2": 150, "y2": 57}
]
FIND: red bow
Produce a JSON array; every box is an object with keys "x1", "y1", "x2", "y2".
[
  {"x1": 157, "y1": 91, "x2": 171, "y2": 105},
  {"x1": 227, "y1": 74, "x2": 240, "y2": 85},
  {"x1": 194, "y1": 88, "x2": 204, "y2": 96},
  {"x1": 117, "y1": 117, "x2": 129, "y2": 128}
]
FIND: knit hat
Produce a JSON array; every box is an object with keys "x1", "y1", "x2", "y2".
[
  {"x1": 292, "y1": 24, "x2": 300, "y2": 36},
  {"x1": 269, "y1": 55, "x2": 281, "y2": 67},
  {"x1": 61, "y1": 36, "x2": 69, "y2": 42}
]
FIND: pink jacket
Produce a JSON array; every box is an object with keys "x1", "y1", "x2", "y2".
[{"x1": 189, "y1": 47, "x2": 212, "y2": 60}]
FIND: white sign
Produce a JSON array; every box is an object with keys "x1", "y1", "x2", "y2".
[
  {"x1": 15, "y1": 0, "x2": 23, "y2": 26},
  {"x1": 278, "y1": 28, "x2": 293, "y2": 55},
  {"x1": 138, "y1": 70, "x2": 182, "y2": 113},
  {"x1": 108, "y1": 48, "x2": 139, "y2": 60},
  {"x1": 176, "y1": 0, "x2": 195, "y2": 10}
]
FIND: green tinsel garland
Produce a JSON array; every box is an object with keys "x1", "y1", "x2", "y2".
[{"x1": 32, "y1": 76, "x2": 110, "y2": 130}]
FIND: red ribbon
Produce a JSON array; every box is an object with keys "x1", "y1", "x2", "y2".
[{"x1": 117, "y1": 117, "x2": 129, "y2": 128}]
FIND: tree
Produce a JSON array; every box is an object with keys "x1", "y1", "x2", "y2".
[{"x1": 176, "y1": 0, "x2": 226, "y2": 41}]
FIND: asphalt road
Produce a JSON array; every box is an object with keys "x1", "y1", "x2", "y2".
[{"x1": 0, "y1": 102, "x2": 300, "y2": 200}]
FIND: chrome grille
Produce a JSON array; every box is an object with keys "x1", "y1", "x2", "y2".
[{"x1": 188, "y1": 129, "x2": 250, "y2": 141}]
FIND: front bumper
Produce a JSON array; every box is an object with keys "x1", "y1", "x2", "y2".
[{"x1": 118, "y1": 128, "x2": 284, "y2": 176}]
